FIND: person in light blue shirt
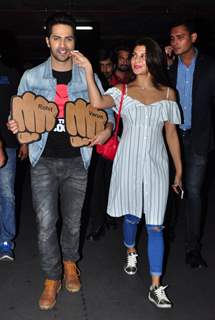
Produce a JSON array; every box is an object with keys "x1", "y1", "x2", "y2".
[
  {"x1": 167, "y1": 20, "x2": 215, "y2": 269},
  {"x1": 8, "y1": 12, "x2": 114, "y2": 311},
  {"x1": 176, "y1": 50, "x2": 197, "y2": 131}
]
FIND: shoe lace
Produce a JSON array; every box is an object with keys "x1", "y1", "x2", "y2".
[
  {"x1": 72, "y1": 264, "x2": 80, "y2": 277},
  {"x1": 65, "y1": 262, "x2": 80, "y2": 278},
  {"x1": 154, "y1": 285, "x2": 170, "y2": 302},
  {"x1": 126, "y1": 253, "x2": 138, "y2": 267}
]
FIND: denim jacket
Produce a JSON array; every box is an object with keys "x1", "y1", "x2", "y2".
[{"x1": 18, "y1": 57, "x2": 114, "y2": 168}]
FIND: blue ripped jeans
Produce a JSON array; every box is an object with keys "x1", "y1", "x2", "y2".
[
  {"x1": 123, "y1": 214, "x2": 164, "y2": 276},
  {"x1": 0, "y1": 148, "x2": 17, "y2": 247}
]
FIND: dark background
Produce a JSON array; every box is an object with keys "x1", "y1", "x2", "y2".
[
  {"x1": 1, "y1": 3, "x2": 215, "y2": 319},
  {"x1": 0, "y1": 0, "x2": 215, "y2": 71}
]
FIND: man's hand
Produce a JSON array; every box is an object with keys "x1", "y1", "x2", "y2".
[
  {"x1": 0, "y1": 146, "x2": 6, "y2": 167},
  {"x1": 165, "y1": 45, "x2": 174, "y2": 57},
  {"x1": 164, "y1": 46, "x2": 175, "y2": 67},
  {"x1": 65, "y1": 99, "x2": 108, "y2": 147},
  {"x1": 11, "y1": 92, "x2": 58, "y2": 144}
]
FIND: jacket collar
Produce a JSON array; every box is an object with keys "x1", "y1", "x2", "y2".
[{"x1": 43, "y1": 56, "x2": 83, "y2": 84}]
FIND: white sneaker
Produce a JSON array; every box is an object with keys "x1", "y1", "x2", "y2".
[
  {"x1": 148, "y1": 285, "x2": 172, "y2": 308},
  {"x1": 123, "y1": 252, "x2": 138, "y2": 275}
]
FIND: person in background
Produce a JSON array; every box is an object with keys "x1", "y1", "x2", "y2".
[
  {"x1": 0, "y1": 60, "x2": 28, "y2": 262},
  {"x1": 166, "y1": 20, "x2": 215, "y2": 269},
  {"x1": 86, "y1": 48, "x2": 118, "y2": 241},
  {"x1": 98, "y1": 48, "x2": 117, "y2": 88},
  {"x1": 113, "y1": 44, "x2": 131, "y2": 84}
]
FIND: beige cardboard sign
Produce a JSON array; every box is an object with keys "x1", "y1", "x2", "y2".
[
  {"x1": 65, "y1": 99, "x2": 108, "y2": 147},
  {"x1": 11, "y1": 92, "x2": 59, "y2": 144},
  {"x1": 11, "y1": 92, "x2": 108, "y2": 147}
]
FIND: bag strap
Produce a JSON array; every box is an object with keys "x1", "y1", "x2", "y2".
[{"x1": 114, "y1": 83, "x2": 126, "y2": 136}]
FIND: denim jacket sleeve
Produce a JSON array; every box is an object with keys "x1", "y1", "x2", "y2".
[
  {"x1": 16, "y1": 68, "x2": 49, "y2": 167},
  {"x1": 17, "y1": 70, "x2": 31, "y2": 95}
]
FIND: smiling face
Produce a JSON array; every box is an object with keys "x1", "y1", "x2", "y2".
[
  {"x1": 170, "y1": 24, "x2": 197, "y2": 56},
  {"x1": 46, "y1": 23, "x2": 75, "y2": 65},
  {"x1": 131, "y1": 45, "x2": 149, "y2": 76}
]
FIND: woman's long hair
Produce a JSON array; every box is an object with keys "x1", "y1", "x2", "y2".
[{"x1": 131, "y1": 37, "x2": 169, "y2": 89}]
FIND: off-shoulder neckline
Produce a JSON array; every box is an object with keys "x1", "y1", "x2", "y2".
[{"x1": 112, "y1": 86, "x2": 177, "y2": 107}]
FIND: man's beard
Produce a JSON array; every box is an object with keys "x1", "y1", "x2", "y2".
[
  {"x1": 51, "y1": 49, "x2": 71, "y2": 62},
  {"x1": 118, "y1": 65, "x2": 129, "y2": 72}
]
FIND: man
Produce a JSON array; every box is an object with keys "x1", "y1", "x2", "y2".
[
  {"x1": 8, "y1": 12, "x2": 114, "y2": 310},
  {"x1": 167, "y1": 20, "x2": 215, "y2": 268},
  {"x1": 113, "y1": 45, "x2": 131, "y2": 84},
  {"x1": 86, "y1": 48, "x2": 119, "y2": 242},
  {"x1": 98, "y1": 48, "x2": 116, "y2": 88},
  {"x1": 0, "y1": 61, "x2": 28, "y2": 262}
]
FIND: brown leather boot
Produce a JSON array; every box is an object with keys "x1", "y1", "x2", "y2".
[
  {"x1": 39, "y1": 279, "x2": 61, "y2": 310},
  {"x1": 63, "y1": 261, "x2": 81, "y2": 292}
]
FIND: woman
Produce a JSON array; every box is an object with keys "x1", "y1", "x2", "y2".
[{"x1": 71, "y1": 38, "x2": 182, "y2": 308}]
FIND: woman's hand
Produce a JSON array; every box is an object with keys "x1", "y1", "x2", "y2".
[
  {"x1": 7, "y1": 119, "x2": 19, "y2": 134},
  {"x1": 70, "y1": 51, "x2": 93, "y2": 74},
  {"x1": 172, "y1": 172, "x2": 183, "y2": 194},
  {"x1": 89, "y1": 126, "x2": 112, "y2": 147}
]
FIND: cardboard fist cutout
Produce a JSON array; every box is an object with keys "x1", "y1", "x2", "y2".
[
  {"x1": 11, "y1": 93, "x2": 108, "y2": 147},
  {"x1": 65, "y1": 99, "x2": 108, "y2": 147},
  {"x1": 11, "y1": 92, "x2": 58, "y2": 144}
]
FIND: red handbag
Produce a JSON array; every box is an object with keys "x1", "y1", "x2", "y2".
[{"x1": 96, "y1": 84, "x2": 126, "y2": 160}]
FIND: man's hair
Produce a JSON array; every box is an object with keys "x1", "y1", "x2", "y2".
[
  {"x1": 114, "y1": 44, "x2": 130, "y2": 57},
  {"x1": 98, "y1": 49, "x2": 116, "y2": 65},
  {"x1": 132, "y1": 37, "x2": 169, "y2": 89},
  {"x1": 45, "y1": 12, "x2": 76, "y2": 37},
  {"x1": 170, "y1": 19, "x2": 197, "y2": 34}
]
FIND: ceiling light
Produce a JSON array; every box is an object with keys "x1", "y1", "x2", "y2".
[{"x1": 76, "y1": 26, "x2": 93, "y2": 30}]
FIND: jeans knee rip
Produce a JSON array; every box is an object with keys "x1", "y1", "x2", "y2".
[
  {"x1": 125, "y1": 218, "x2": 139, "y2": 225},
  {"x1": 147, "y1": 225, "x2": 164, "y2": 232}
]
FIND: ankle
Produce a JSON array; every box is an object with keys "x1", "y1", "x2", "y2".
[{"x1": 127, "y1": 248, "x2": 137, "y2": 254}]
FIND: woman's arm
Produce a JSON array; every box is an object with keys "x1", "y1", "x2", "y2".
[
  {"x1": 71, "y1": 51, "x2": 114, "y2": 109},
  {"x1": 164, "y1": 122, "x2": 182, "y2": 193},
  {"x1": 89, "y1": 121, "x2": 113, "y2": 146}
]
